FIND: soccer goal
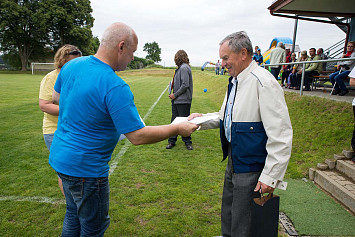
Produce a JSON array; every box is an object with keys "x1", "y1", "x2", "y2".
[{"x1": 31, "y1": 62, "x2": 55, "y2": 75}]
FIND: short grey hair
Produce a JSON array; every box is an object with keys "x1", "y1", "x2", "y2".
[
  {"x1": 220, "y1": 31, "x2": 253, "y2": 56},
  {"x1": 277, "y1": 42, "x2": 284, "y2": 47},
  {"x1": 100, "y1": 22, "x2": 135, "y2": 49}
]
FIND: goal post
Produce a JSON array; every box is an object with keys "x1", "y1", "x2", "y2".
[{"x1": 31, "y1": 62, "x2": 55, "y2": 75}]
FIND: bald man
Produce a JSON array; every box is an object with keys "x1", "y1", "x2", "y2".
[{"x1": 49, "y1": 22, "x2": 198, "y2": 236}]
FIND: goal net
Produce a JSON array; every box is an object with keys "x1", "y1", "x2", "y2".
[{"x1": 31, "y1": 63, "x2": 55, "y2": 74}]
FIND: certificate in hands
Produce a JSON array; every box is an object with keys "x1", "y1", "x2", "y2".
[{"x1": 171, "y1": 114, "x2": 219, "y2": 125}]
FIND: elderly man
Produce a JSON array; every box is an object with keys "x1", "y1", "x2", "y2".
[
  {"x1": 303, "y1": 48, "x2": 322, "y2": 91},
  {"x1": 269, "y1": 42, "x2": 286, "y2": 80},
  {"x1": 189, "y1": 31, "x2": 292, "y2": 237},
  {"x1": 49, "y1": 22, "x2": 198, "y2": 236}
]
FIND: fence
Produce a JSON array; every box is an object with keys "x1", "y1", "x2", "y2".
[{"x1": 261, "y1": 57, "x2": 355, "y2": 95}]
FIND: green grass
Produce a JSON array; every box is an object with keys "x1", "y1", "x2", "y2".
[{"x1": 0, "y1": 69, "x2": 355, "y2": 236}]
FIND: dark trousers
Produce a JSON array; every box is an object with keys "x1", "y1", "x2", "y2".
[
  {"x1": 270, "y1": 66, "x2": 281, "y2": 80},
  {"x1": 221, "y1": 149, "x2": 261, "y2": 237},
  {"x1": 168, "y1": 102, "x2": 192, "y2": 144},
  {"x1": 304, "y1": 70, "x2": 319, "y2": 89},
  {"x1": 281, "y1": 70, "x2": 291, "y2": 86}
]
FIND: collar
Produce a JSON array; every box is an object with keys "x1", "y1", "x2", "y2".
[{"x1": 236, "y1": 60, "x2": 258, "y2": 83}]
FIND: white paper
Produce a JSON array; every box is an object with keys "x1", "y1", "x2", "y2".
[{"x1": 171, "y1": 114, "x2": 219, "y2": 125}]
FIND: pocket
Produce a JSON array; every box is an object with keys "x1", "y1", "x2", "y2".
[{"x1": 233, "y1": 122, "x2": 268, "y2": 164}]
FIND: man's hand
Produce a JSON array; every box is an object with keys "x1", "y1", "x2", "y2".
[
  {"x1": 187, "y1": 113, "x2": 202, "y2": 120},
  {"x1": 169, "y1": 94, "x2": 176, "y2": 100},
  {"x1": 254, "y1": 181, "x2": 275, "y2": 194},
  {"x1": 176, "y1": 121, "x2": 199, "y2": 137}
]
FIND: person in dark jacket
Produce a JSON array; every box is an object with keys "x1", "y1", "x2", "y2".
[{"x1": 166, "y1": 50, "x2": 194, "y2": 150}]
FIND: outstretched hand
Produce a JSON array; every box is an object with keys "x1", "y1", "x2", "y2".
[
  {"x1": 187, "y1": 113, "x2": 202, "y2": 120},
  {"x1": 177, "y1": 121, "x2": 199, "y2": 137}
]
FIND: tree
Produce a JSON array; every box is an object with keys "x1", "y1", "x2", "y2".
[
  {"x1": 44, "y1": 0, "x2": 94, "y2": 55},
  {"x1": 143, "y1": 41, "x2": 161, "y2": 63},
  {"x1": 0, "y1": 0, "x2": 50, "y2": 70},
  {"x1": 0, "y1": 0, "x2": 95, "y2": 70}
]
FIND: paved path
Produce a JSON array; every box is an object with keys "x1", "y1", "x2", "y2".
[{"x1": 284, "y1": 87, "x2": 355, "y2": 104}]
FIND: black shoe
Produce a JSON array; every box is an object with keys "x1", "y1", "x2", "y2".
[
  {"x1": 339, "y1": 90, "x2": 349, "y2": 96},
  {"x1": 331, "y1": 90, "x2": 340, "y2": 95},
  {"x1": 303, "y1": 88, "x2": 311, "y2": 91},
  {"x1": 185, "y1": 144, "x2": 193, "y2": 150},
  {"x1": 166, "y1": 143, "x2": 175, "y2": 149}
]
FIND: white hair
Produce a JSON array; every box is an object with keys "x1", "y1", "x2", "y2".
[
  {"x1": 100, "y1": 22, "x2": 135, "y2": 49},
  {"x1": 220, "y1": 31, "x2": 253, "y2": 56}
]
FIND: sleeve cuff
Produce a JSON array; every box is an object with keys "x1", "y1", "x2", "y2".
[{"x1": 259, "y1": 172, "x2": 288, "y2": 190}]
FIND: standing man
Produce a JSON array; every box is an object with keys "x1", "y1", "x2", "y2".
[
  {"x1": 189, "y1": 31, "x2": 293, "y2": 237},
  {"x1": 49, "y1": 22, "x2": 198, "y2": 236},
  {"x1": 166, "y1": 50, "x2": 194, "y2": 150},
  {"x1": 216, "y1": 59, "x2": 221, "y2": 75},
  {"x1": 303, "y1": 48, "x2": 322, "y2": 91},
  {"x1": 269, "y1": 42, "x2": 286, "y2": 80}
]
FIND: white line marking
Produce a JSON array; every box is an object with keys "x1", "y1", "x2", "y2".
[
  {"x1": 0, "y1": 195, "x2": 65, "y2": 205},
  {"x1": 109, "y1": 85, "x2": 168, "y2": 175},
  {"x1": 0, "y1": 85, "x2": 169, "y2": 205}
]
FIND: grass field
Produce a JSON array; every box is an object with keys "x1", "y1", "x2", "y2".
[{"x1": 0, "y1": 69, "x2": 355, "y2": 236}]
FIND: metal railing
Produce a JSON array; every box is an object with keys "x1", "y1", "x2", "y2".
[{"x1": 261, "y1": 57, "x2": 355, "y2": 95}]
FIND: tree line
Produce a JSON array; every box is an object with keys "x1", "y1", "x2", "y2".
[{"x1": 0, "y1": 0, "x2": 161, "y2": 71}]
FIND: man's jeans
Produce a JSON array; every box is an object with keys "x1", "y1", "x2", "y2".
[{"x1": 57, "y1": 172, "x2": 110, "y2": 237}]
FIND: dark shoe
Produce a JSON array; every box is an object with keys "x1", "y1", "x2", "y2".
[
  {"x1": 303, "y1": 87, "x2": 311, "y2": 91},
  {"x1": 331, "y1": 90, "x2": 340, "y2": 95},
  {"x1": 166, "y1": 143, "x2": 175, "y2": 149},
  {"x1": 339, "y1": 90, "x2": 349, "y2": 96},
  {"x1": 185, "y1": 144, "x2": 193, "y2": 150}
]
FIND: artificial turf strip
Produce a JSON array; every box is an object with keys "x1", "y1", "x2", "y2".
[{"x1": 275, "y1": 178, "x2": 355, "y2": 236}]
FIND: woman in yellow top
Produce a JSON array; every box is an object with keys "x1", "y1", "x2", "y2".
[{"x1": 39, "y1": 44, "x2": 81, "y2": 195}]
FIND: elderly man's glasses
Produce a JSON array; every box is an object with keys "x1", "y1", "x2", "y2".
[{"x1": 68, "y1": 50, "x2": 82, "y2": 56}]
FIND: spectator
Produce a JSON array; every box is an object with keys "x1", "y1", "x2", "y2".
[
  {"x1": 348, "y1": 67, "x2": 355, "y2": 163},
  {"x1": 38, "y1": 44, "x2": 82, "y2": 195},
  {"x1": 49, "y1": 22, "x2": 198, "y2": 236},
  {"x1": 269, "y1": 42, "x2": 286, "y2": 80},
  {"x1": 329, "y1": 41, "x2": 355, "y2": 96},
  {"x1": 303, "y1": 48, "x2": 322, "y2": 91},
  {"x1": 317, "y1": 47, "x2": 328, "y2": 71},
  {"x1": 281, "y1": 48, "x2": 291, "y2": 87},
  {"x1": 167, "y1": 50, "x2": 194, "y2": 150},
  {"x1": 254, "y1": 45, "x2": 260, "y2": 57},
  {"x1": 285, "y1": 52, "x2": 297, "y2": 88},
  {"x1": 216, "y1": 60, "x2": 221, "y2": 75},
  {"x1": 253, "y1": 48, "x2": 263, "y2": 65},
  {"x1": 221, "y1": 66, "x2": 225, "y2": 75},
  {"x1": 290, "y1": 50, "x2": 308, "y2": 90},
  {"x1": 188, "y1": 31, "x2": 292, "y2": 237}
]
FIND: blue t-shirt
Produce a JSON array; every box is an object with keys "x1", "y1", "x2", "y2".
[{"x1": 49, "y1": 56, "x2": 145, "y2": 177}]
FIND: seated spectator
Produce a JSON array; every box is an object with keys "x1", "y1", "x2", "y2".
[
  {"x1": 290, "y1": 50, "x2": 308, "y2": 90},
  {"x1": 285, "y1": 52, "x2": 297, "y2": 88},
  {"x1": 317, "y1": 48, "x2": 328, "y2": 71},
  {"x1": 303, "y1": 48, "x2": 322, "y2": 91},
  {"x1": 253, "y1": 48, "x2": 263, "y2": 65},
  {"x1": 330, "y1": 41, "x2": 355, "y2": 96}
]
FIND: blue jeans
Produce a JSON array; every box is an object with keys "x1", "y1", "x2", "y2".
[
  {"x1": 43, "y1": 133, "x2": 54, "y2": 150},
  {"x1": 329, "y1": 70, "x2": 350, "y2": 92},
  {"x1": 57, "y1": 173, "x2": 110, "y2": 237}
]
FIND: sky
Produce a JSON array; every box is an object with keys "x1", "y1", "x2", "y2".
[{"x1": 91, "y1": 0, "x2": 346, "y2": 67}]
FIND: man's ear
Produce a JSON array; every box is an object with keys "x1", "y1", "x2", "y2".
[
  {"x1": 241, "y1": 48, "x2": 248, "y2": 60},
  {"x1": 117, "y1": 41, "x2": 125, "y2": 53}
]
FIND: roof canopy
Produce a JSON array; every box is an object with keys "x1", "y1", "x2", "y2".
[{"x1": 268, "y1": 0, "x2": 355, "y2": 17}]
